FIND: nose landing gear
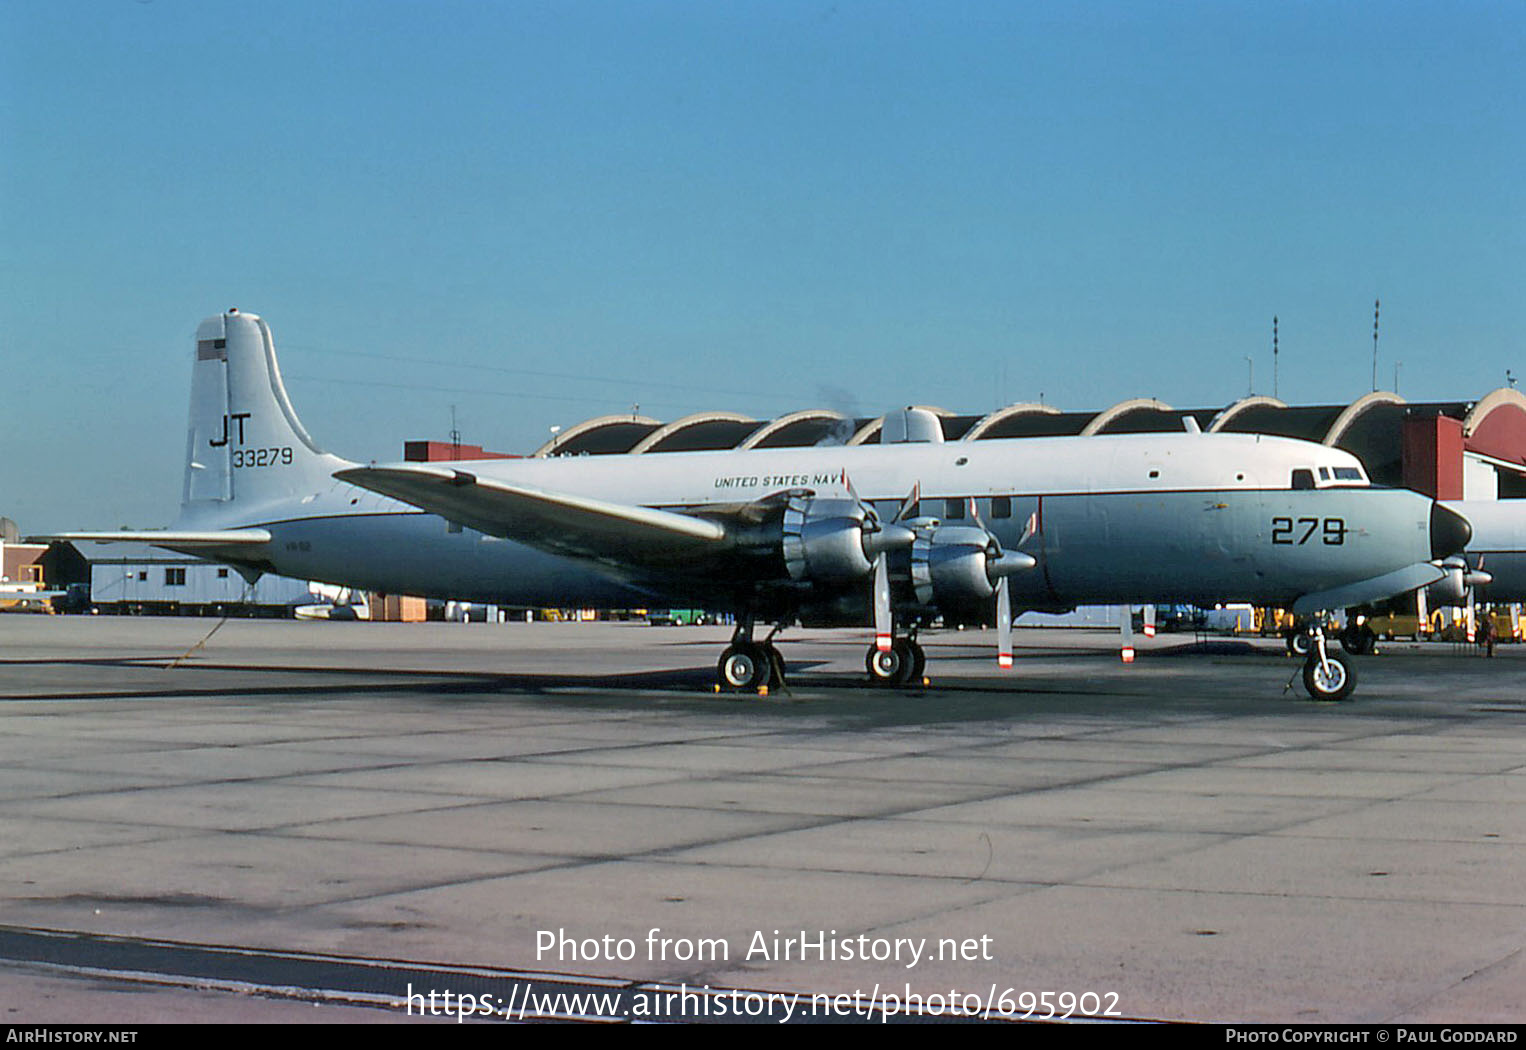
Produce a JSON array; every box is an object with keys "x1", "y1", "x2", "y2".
[{"x1": 1296, "y1": 623, "x2": 1357, "y2": 702}]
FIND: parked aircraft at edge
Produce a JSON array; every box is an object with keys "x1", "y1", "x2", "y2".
[
  {"x1": 1431, "y1": 500, "x2": 1526, "y2": 606},
  {"x1": 49, "y1": 310, "x2": 1474, "y2": 701}
]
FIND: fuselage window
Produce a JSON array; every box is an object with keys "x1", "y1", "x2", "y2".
[
  {"x1": 1292, "y1": 469, "x2": 1315, "y2": 490},
  {"x1": 944, "y1": 498, "x2": 965, "y2": 520},
  {"x1": 990, "y1": 496, "x2": 1011, "y2": 518}
]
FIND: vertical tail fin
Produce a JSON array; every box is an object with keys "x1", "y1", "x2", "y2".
[{"x1": 181, "y1": 310, "x2": 352, "y2": 522}]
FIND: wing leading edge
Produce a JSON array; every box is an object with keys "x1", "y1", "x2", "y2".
[
  {"x1": 1291, "y1": 562, "x2": 1446, "y2": 615},
  {"x1": 35, "y1": 529, "x2": 273, "y2": 554},
  {"x1": 335, "y1": 464, "x2": 729, "y2": 568}
]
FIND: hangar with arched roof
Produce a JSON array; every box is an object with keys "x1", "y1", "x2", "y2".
[
  {"x1": 628, "y1": 412, "x2": 760, "y2": 455},
  {"x1": 501, "y1": 385, "x2": 1526, "y2": 501},
  {"x1": 532, "y1": 414, "x2": 662, "y2": 457},
  {"x1": 738, "y1": 409, "x2": 851, "y2": 450}
]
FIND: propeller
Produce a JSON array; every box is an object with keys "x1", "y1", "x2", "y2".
[
  {"x1": 873, "y1": 551, "x2": 892, "y2": 653},
  {"x1": 968, "y1": 496, "x2": 1031, "y2": 669},
  {"x1": 1465, "y1": 554, "x2": 1492, "y2": 643},
  {"x1": 865, "y1": 481, "x2": 922, "y2": 654},
  {"x1": 996, "y1": 576, "x2": 1013, "y2": 668}
]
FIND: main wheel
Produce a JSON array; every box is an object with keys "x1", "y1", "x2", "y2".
[
  {"x1": 1303, "y1": 652, "x2": 1357, "y2": 701},
  {"x1": 1286, "y1": 630, "x2": 1311, "y2": 657},
  {"x1": 1339, "y1": 624, "x2": 1375, "y2": 656},
  {"x1": 763, "y1": 644, "x2": 787, "y2": 690},
  {"x1": 866, "y1": 644, "x2": 906, "y2": 686},
  {"x1": 906, "y1": 639, "x2": 927, "y2": 682},
  {"x1": 718, "y1": 644, "x2": 767, "y2": 691}
]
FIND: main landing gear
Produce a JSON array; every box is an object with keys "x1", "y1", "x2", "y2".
[
  {"x1": 865, "y1": 634, "x2": 926, "y2": 687},
  {"x1": 1287, "y1": 618, "x2": 1377, "y2": 659},
  {"x1": 716, "y1": 619, "x2": 787, "y2": 693},
  {"x1": 1339, "y1": 620, "x2": 1377, "y2": 656},
  {"x1": 713, "y1": 618, "x2": 929, "y2": 693}
]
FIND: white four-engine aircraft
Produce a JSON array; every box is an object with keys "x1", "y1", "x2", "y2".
[{"x1": 50, "y1": 310, "x2": 1474, "y2": 700}]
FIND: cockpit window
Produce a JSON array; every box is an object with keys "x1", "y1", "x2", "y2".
[
  {"x1": 1332, "y1": 467, "x2": 1363, "y2": 482},
  {"x1": 1318, "y1": 467, "x2": 1331, "y2": 481},
  {"x1": 1292, "y1": 468, "x2": 1315, "y2": 490}
]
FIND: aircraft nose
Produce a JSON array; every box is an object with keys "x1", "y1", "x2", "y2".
[{"x1": 1430, "y1": 502, "x2": 1473, "y2": 560}]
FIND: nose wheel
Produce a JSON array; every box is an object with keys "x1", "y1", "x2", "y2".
[{"x1": 1295, "y1": 623, "x2": 1357, "y2": 701}]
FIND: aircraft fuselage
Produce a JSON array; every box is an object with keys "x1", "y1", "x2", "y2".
[{"x1": 197, "y1": 433, "x2": 1437, "y2": 620}]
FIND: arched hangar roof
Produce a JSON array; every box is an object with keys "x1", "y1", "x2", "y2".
[
  {"x1": 533, "y1": 415, "x2": 662, "y2": 457},
  {"x1": 1080, "y1": 398, "x2": 1176, "y2": 436},
  {"x1": 629, "y1": 412, "x2": 760, "y2": 454},
  {"x1": 1208, "y1": 396, "x2": 1289, "y2": 432},
  {"x1": 737, "y1": 409, "x2": 851, "y2": 450},
  {"x1": 959, "y1": 403, "x2": 1062, "y2": 441},
  {"x1": 1463, "y1": 388, "x2": 1526, "y2": 466}
]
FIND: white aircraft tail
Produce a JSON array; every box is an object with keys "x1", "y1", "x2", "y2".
[{"x1": 180, "y1": 309, "x2": 352, "y2": 522}]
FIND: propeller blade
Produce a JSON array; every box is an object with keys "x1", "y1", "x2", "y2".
[
  {"x1": 893, "y1": 482, "x2": 921, "y2": 524},
  {"x1": 873, "y1": 552, "x2": 893, "y2": 652},
  {"x1": 1018, "y1": 510, "x2": 1039, "y2": 548},
  {"x1": 996, "y1": 576, "x2": 1013, "y2": 669}
]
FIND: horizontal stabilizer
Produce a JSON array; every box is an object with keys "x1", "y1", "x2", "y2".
[
  {"x1": 1291, "y1": 562, "x2": 1446, "y2": 615},
  {"x1": 35, "y1": 529, "x2": 273, "y2": 550},
  {"x1": 336, "y1": 465, "x2": 728, "y2": 567}
]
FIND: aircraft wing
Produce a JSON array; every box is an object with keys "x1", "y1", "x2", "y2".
[
  {"x1": 33, "y1": 529, "x2": 273, "y2": 554},
  {"x1": 1291, "y1": 562, "x2": 1447, "y2": 615},
  {"x1": 335, "y1": 464, "x2": 729, "y2": 568}
]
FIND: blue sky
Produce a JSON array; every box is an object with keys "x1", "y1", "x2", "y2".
[{"x1": 3, "y1": 1, "x2": 1522, "y2": 531}]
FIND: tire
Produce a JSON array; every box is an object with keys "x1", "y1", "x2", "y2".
[
  {"x1": 764, "y1": 645, "x2": 787, "y2": 690},
  {"x1": 1286, "y1": 631, "x2": 1311, "y2": 657},
  {"x1": 866, "y1": 645, "x2": 904, "y2": 686},
  {"x1": 718, "y1": 644, "x2": 766, "y2": 691},
  {"x1": 1339, "y1": 625, "x2": 1374, "y2": 656},
  {"x1": 907, "y1": 640, "x2": 927, "y2": 682},
  {"x1": 1303, "y1": 652, "x2": 1357, "y2": 701}
]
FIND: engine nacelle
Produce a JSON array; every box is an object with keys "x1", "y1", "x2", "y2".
[
  {"x1": 910, "y1": 521, "x2": 1037, "y2": 613},
  {"x1": 1426, "y1": 556, "x2": 1492, "y2": 605},
  {"x1": 911, "y1": 523, "x2": 1000, "y2": 606},
  {"x1": 780, "y1": 495, "x2": 876, "y2": 583}
]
